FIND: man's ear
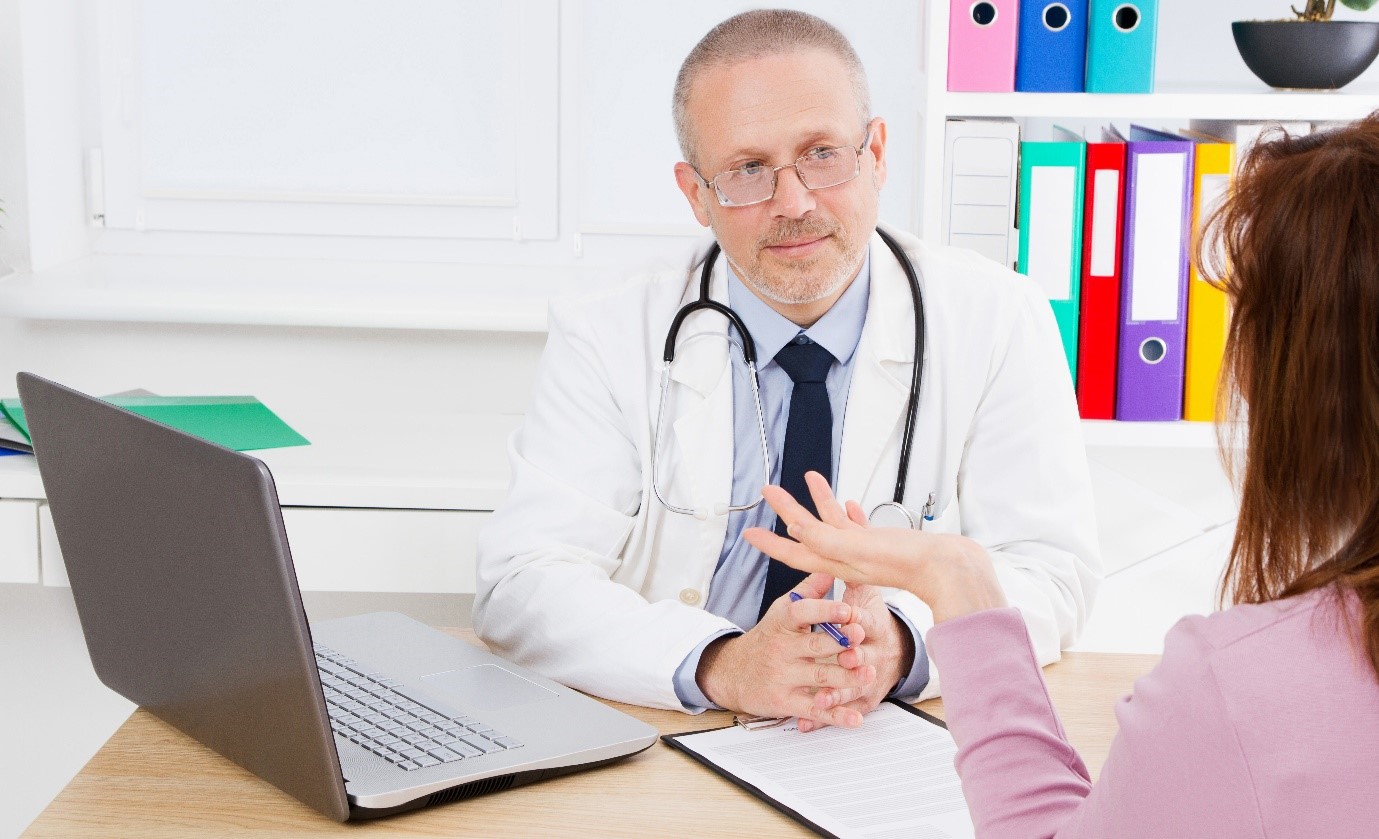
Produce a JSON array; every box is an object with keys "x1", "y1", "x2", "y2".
[
  {"x1": 867, "y1": 118, "x2": 889, "y2": 191},
  {"x1": 674, "y1": 162, "x2": 713, "y2": 228}
]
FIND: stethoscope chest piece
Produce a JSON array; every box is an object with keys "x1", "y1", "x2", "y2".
[
  {"x1": 869, "y1": 491, "x2": 937, "y2": 531},
  {"x1": 868, "y1": 501, "x2": 923, "y2": 531}
]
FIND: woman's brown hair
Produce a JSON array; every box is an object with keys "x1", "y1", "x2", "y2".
[{"x1": 1200, "y1": 112, "x2": 1379, "y2": 678}]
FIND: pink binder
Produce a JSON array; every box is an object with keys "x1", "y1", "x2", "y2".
[{"x1": 948, "y1": 0, "x2": 1020, "y2": 92}]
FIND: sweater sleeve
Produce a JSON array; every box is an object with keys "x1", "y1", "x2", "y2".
[{"x1": 927, "y1": 608, "x2": 1262, "y2": 839}]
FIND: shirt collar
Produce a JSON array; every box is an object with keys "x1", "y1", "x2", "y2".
[{"x1": 726, "y1": 248, "x2": 871, "y2": 366}]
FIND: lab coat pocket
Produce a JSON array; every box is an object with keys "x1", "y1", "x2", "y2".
[{"x1": 923, "y1": 496, "x2": 961, "y2": 535}]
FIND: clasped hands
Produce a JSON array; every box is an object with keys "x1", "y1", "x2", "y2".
[
  {"x1": 699, "y1": 470, "x2": 1007, "y2": 731},
  {"x1": 696, "y1": 570, "x2": 912, "y2": 732}
]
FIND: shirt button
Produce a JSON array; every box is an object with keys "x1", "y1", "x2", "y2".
[{"x1": 679, "y1": 588, "x2": 702, "y2": 606}]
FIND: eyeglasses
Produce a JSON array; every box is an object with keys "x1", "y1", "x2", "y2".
[{"x1": 695, "y1": 125, "x2": 874, "y2": 208}]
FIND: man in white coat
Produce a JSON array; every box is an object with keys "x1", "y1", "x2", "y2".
[{"x1": 475, "y1": 9, "x2": 1100, "y2": 730}]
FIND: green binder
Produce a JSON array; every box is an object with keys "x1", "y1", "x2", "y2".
[
  {"x1": 1017, "y1": 127, "x2": 1087, "y2": 385},
  {"x1": 0, "y1": 394, "x2": 309, "y2": 452}
]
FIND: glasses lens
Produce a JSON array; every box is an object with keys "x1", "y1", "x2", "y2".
[
  {"x1": 710, "y1": 144, "x2": 863, "y2": 207},
  {"x1": 714, "y1": 167, "x2": 775, "y2": 207},
  {"x1": 797, "y1": 146, "x2": 860, "y2": 190}
]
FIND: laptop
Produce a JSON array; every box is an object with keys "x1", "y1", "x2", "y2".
[{"x1": 17, "y1": 372, "x2": 658, "y2": 821}]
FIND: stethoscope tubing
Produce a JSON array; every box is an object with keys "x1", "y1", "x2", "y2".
[{"x1": 654, "y1": 227, "x2": 926, "y2": 519}]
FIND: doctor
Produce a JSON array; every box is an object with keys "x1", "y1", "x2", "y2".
[{"x1": 474, "y1": 9, "x2": 1100, "y2": 729}]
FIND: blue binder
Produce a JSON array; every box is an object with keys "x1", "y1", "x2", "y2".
[
  {"x1": 1086, "y1": 0, "x2": 1158, "y2": 93},
  {"x1": 1015, "y1": 0, "x2": 1089, "y2": 92}
]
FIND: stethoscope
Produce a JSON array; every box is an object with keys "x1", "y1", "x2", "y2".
[{"x1": 651, "y1": 227, "x2": 933, "y2": 529}]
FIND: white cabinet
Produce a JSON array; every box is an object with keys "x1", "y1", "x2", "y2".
[
  {"x1": 282, "y1": 507, "x2": 486, "y2": 594},
  {"x1": 6, "y1": 413, "x2": 519, "y2": 593},
  {"x1": 35, "y1": 504, "x2": 488, "y2": 594}
]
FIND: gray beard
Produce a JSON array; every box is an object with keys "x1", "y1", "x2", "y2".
[{"x1": 724, "y1": 248, "x2": 862, "y2": 307}]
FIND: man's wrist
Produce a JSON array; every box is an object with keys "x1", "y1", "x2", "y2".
[
  {"x1": 696, "y1": 634, "x2": 739, "y2": 710},
  {"x1": 674, "y1": 629, "x2": 739, "y2": 712},
  {"x1": 885, "y1": 605, "x2": 930, "y2": 698},
  {"x1": 885, "y1": 610, "x2": 916, "y2": 691}
]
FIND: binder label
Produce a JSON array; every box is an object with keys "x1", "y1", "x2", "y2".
[
  {"x1": 1089, "y1": 169, "x2": 1120, "y2": 277},
  {"x1": 1129, "y1": 153, "x2": 1187, "y2": 321},
  {"x1": 1028, "y1": 165, "x2": 1078, "y2": 301}
]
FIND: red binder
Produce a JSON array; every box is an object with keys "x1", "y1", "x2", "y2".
[{"x1": 1075, "y1": 131, "x2": 1127, "y2": 419}]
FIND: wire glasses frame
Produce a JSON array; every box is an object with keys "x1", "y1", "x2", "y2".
[{"x1": 695, "y1": 122, "x2": 876, "y2": 208}]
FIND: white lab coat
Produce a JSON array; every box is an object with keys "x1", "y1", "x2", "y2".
[{"x1": 474, "y1": 227, "x2": 1101, "y2": 711}]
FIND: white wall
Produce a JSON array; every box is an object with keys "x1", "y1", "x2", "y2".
[{"x1": 0, "y1": 1, "x2": 925, "y2": 275}]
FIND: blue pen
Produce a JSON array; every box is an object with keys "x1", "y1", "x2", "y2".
[{"x1": 788, "y1": 592, "x2": 850, "y2": 648}]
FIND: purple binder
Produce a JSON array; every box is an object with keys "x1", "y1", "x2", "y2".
[{"x1": 1115, "y1": 126, "x2": 1194, "y2": 421}]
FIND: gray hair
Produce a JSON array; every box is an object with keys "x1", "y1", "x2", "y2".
[{"x1": 672, "y1": 9, "x2": 871, "y2": 169}]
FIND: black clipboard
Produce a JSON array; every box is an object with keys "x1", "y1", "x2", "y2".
[{"x1": 661, "y1": 700, "x2": 952, "y2": 839}]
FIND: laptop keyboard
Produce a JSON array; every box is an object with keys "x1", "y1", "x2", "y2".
[{"x1": 314, "y1": 644, "x2": 524, "y2": 772}]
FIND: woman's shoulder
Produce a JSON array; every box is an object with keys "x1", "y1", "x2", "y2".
[
  {"x1": 1167, "y1": 587, "x2": 1348, "y2": 656},
  {"x1": 1157, "y1": 587, "x2": 1374, "y2": 712}
]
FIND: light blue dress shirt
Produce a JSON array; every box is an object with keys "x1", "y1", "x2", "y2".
[{"x1": 671, "y1": 248, "x2": 930, "y2": 711}]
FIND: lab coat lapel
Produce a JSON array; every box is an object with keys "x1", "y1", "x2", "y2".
[
  {"x1": 837, "y1": 232, "x2": 917, "y2": 506},
  {"x1": 665, "y1": 257, "x2": 735, "y2": 526}
]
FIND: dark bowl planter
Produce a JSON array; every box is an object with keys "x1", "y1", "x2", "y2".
[{"x1": 1232, "y1": 20, "x2": 1379, "y2": 89}]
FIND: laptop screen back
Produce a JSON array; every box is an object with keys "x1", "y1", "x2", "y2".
[{"x1": 18, "y1": 373, "x2": 350, "y2": 821}]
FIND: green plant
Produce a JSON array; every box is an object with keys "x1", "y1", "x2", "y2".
[{"x1": 1293, "y1": 0, "x2": 1379, "y2": 22}]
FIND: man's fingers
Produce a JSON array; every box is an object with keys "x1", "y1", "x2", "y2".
[
  {"x1": 838, "y1": 617, "x2": 867, "y2": 639},
  {"x1": 787, "y1": 592, "x2": 851, "y2": 626},
  {"x1": 795, "y1": 696, "x2": 865, "y2": 731},
  {"x1": 814, "y1": 685, "x2": 864, "y2": 710},
  {"x1": 800, "y1": 701, "x2": 865, "y2": 730},
  {"x1": 795, "y1": 571, "x2": 837, "y2": 601},
  {"x1": 805, "y1": 627, "x2": 853, "y2": 656},
  {"x1": 845, "y1": 500, "x2": 870, "y2": 527},
  {"x1": 793, "y1": 660, "x2": 875, "y2": 691},
  {"x1": 841, "y1": 582, "x2": 882, "y2": 620},
  {"x1": 836, "y1": 637, "x2": 870, "y2": 670}
]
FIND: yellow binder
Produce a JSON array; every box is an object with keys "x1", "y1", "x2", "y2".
[{"x1": 1182, "y1": 133, "x2": 1233, "y2": 422}]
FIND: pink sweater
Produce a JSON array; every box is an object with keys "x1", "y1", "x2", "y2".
[{"x1": 926, "y1": 588, "x2": 1379, "y2": 838}]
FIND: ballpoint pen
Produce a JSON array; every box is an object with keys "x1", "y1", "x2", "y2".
[{"x1": 788, "y1": 592, "x2": 850, "y2": 648}]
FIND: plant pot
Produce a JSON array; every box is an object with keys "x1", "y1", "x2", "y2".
[{"x1": 1232, "y1": 20, "x2": 1379, "y2": 90}]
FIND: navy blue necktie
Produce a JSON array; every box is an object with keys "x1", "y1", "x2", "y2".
[{"x1": 759, "y1": 337, "x2": 835, "y2": 621}]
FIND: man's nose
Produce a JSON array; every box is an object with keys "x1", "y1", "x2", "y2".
[{"x1": 770, "y1": 165, "x2": 817, "y2": 217}]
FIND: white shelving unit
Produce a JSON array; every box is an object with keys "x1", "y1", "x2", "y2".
[
  {"x1": 918, "y1": 5, "x2": 1379, "y2": 241},
  {"x1": 919, "y1": 6, "x2": 1379, "y2": 241},
  {"x1": 914, "y1": 1, "x2": 1379, "y2": 445}
]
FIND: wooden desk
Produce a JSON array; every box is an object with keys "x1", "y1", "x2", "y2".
[{"x1": 25, "y1": 632, "x2": 1157, "y2": 838}]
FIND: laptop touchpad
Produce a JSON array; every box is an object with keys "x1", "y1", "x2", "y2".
[{"x1": 421, "y1": 664, "x2": 558, "y2": 713}]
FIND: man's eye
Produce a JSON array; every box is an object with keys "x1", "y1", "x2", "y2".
[
  {"x1": 806, "y1": 147, "x2": 838, "y2": 161},
  {"x1": 736, "y1": 162, "x2": 767, "y2": 177}
]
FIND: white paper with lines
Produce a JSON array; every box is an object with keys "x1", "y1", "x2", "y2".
[{"x1": 668, "y1": 702, "x2": 973, "y2": 839}]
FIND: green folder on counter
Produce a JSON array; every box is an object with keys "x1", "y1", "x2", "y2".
[{"x1": 0, "y1": 394, "x2": 309, "y2": 452}]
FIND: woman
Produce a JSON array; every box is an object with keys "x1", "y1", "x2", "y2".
[{"x1": 744, "y1": 115, "x2": 1379, "y2": 838}]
